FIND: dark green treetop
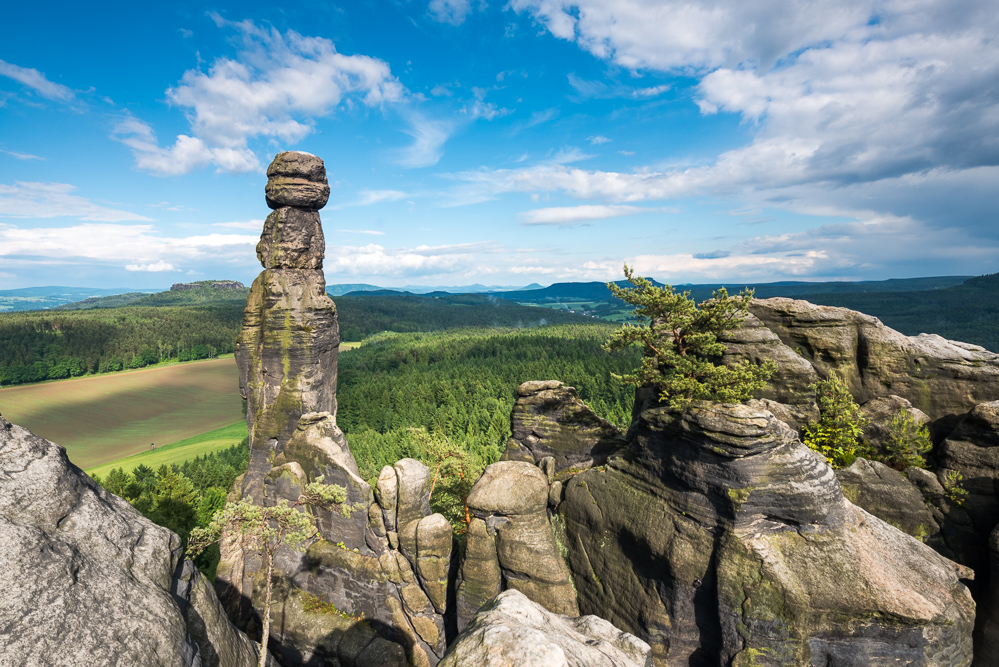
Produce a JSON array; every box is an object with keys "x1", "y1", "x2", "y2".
[{"x1": 603, "y1": 264, "x2": 776, "y2": 410}]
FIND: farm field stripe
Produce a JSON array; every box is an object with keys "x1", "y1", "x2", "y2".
[{"x1": 0, "y1": 357, "x2": 242, "y2": 469}]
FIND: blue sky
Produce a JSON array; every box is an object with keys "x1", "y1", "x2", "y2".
[{"x1": 1, "y1": 0, "x2": 997, "y2": 290}]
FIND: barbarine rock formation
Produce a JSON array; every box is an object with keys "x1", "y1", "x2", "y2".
[
  {"x1": 220, "y1": 152, "x2": 453, "y2": 667},
  {"x1": 0, "y1": 413, "x2": 272, "y2": 667}
]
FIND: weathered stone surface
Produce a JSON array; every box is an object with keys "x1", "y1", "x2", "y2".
[
  {"x1": 236, "y1": 268, "x2": 339, "y2": 500},
  {"x1": 277, "y1": 413, "x2": 374, "y2": 551},
  {"x1": 836, "y1": 457, "x2": 940, "y2": 542},
  {"x1": 0, "y1": 415, "x2": 268, "y2": 667},
  {"x1": 558, "y1": 401, "x2": 975, "y2": 666},
  {"x1": 503, "y1": 381, "x2": 626, "y2": 475},
  {"x1": 395, "y1": 458, "x2": 432, "y2": 563},
  {"x1": 745, "y1": 398, "x2": 818, "y2": 435},
  {"x1": 456, "y1": 518, "x2": 503, "y2": 631},
  {"x1": 224, "y1": 152, "x2": 445, "y2": 666},
  {"x1": 466, "y1": 461, "x2": 549, "y2": 515},
  {"x1": 416, "y1": 513, "x2": 453, "y2": 614},
  {"x1": 860, "y1": 394, "x2": 931, "y2": 455},
  {"x1": 938, "y1": 400, "x2": 999, "y2": 541},
  {"x1": 257, "y1": 207, "x2": 325, "y2": 269},
  {"x1": 182, "y1": 561, "x2": 272, "y2": 667},
  {"x1": 441, "y1": 590, "x2": 652, "y2": 667},
  {"x1": 459, "y1": 461, "x2": 578, "y2": 623},
  {"x1": 265, "y1": 151, "x2": 330, "y2": 210},
  {"x1": 732, "y1": 298, "x2": 999, "y2": 420},
  {"x1": 979, "y1": 524, "x2": 999, "y2": 665},
  {"x1": 719, "y1": 310, "x2": 820, "y2": 408}
]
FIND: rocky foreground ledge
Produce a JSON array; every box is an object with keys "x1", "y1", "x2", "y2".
[{"x1": 0, "y1": 413, "x2": 273, "y2": 666}]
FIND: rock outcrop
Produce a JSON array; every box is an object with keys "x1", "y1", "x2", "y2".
[
  {"x1": 456, "y1": 461, "x2": 578, "y2": 630},
  {"x1": 835, "y1": 457, "x2": 942, "y2": 543},
  {"x1": 502, "y1": 381, "x2": 626, "y2": 476},
  {"x1": 220, "y1": 152, "x2": 450, "y2": 667},
  {"x1": 938, "y1": 400, "x2": 999, "y2": 548},
  {"x1": 0, "y1": 413, "x2": 269, "y2": 667},
  {"x1": 556, "y1": 400, "x2": 975, "y2": 666},
  {"x1": 724, "y1": 298, "x2": 999, "y2": 422},
  {"x1": 441, "y1": 589, "x2": 651, "y2": 667}
]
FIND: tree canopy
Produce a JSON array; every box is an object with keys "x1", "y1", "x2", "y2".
[{"x1": 603, "y1": 264, "x2": 775, "y2": 410}]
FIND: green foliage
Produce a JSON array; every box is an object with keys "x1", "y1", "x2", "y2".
[
  {"x1": 942, "y1": 470, "x2": 968, "y2": 506},
  {"x1": 0, "y1": 304, "x2": 241, "y2": 385},
  {"x1": 804, "y1": 376, "x2": 867, "y2": 468},
  {"x1": 187, "y1": 478, "x2": 353, "y2": 667},
  {"x1": 409, "y1": 428, "x2": 484, "y2": 541},
  {"x1": 337, "y1": 324, "x2": 640, "y2": 481},
  {"x1": 603, "y1": 264, "x2": 775, "y2": 410},
  {"x1": 300, "y1": 590, "x2": 364, "y2": 620},
  {"x1": 873, "y1": 409, "x2": 932, "y2": 470}
]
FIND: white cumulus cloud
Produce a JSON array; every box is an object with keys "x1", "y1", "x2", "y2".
[
  {"x1": 125, "y1": 261, "x2": 178, "y2": 272},
  {"x1": 520, "y1": 204, "x2": 654, "y2": 225},
  {"x1": 114, "y1": 17, "x2": 405, "y2": 175}
]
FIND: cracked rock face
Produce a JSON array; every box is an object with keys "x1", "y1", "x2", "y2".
[
  {"x1": 222, "y1": 152, "x2": 450, "y2": 667},
  {"x1": 502, "y1": 381, "x2": 626, "y2": 476},
  {"x1": 264, "y1": 151, "x2": 330, "y2": 210},
  {"x1": 0, "y1": 414, "x2": 267, "y2": 667},
  {"x1": 457, "y1": 461, "x2": 578, "y2": 630},
  {"x1": 556, "y1": 401, "x2": 975, "y2": 667},
  {"x1": 441, "y1": 589, "x2": 652, "y2": 667}
]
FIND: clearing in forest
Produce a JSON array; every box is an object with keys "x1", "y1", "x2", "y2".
[{"x1": 0, "y1": 358, "x2": 242, "y2": 469}]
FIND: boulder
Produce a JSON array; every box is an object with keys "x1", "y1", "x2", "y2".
[
  {"x1": 859, "y1": 395, "x2": 931, "y2": 457},
  {"x1": 264, "y1": 151, "x2": 330, "y2": 210},
  {"x1": 835, "y1": 457, "x2": 941, "y2": 543},
  {"x1": 557, "y1": 401, "x2": 975, "y2": 666},
  {"x1": 257, "y1": 207, "x2": 325, "y2": 269},
  {"x1": 440, "y1": 589, "x2": 652, "y2": 667},
  {"x1": 0, "y1": 414, "x2": 269, "y2": 667},
  {"x1": 457, "y1": 461, "x2": 578, "y2": 628},
  {"x1": 503, "y1": 381, "x2": 626, "y2": 476}
]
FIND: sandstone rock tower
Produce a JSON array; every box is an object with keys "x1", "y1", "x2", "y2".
[
  {"x1": 221, "y1": 152, "x2": 451, "y2": 667},
  {"x1": 236, "y1": 151, "x2": 339, "y2": 502}
]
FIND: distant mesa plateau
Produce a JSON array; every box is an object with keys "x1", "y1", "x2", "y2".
[{"x1": 3, "y1": 151, "x2": 999, "y2": 667}]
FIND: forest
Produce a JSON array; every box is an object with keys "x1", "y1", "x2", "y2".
[
  {"x1": 0, "y1": 291, "x2": 591, "y2": 386},
  {"x1": 91, "y1": 322, "x2": 641, "y2": 573}
]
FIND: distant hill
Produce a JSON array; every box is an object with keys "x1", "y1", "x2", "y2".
[
  {"x1": 501, "y1": 276, "x2": 970, "y2": 304},
  {"x1": 0, "y1": 286, "x2": 160, "y2": 312},
  {"x1": 790, "y1": 273, "x2": 999, "y2": 352},
  {"x1": 327, "y1": 283, "x2": 383, "y2": 296}
]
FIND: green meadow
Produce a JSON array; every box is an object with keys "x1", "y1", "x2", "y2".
[{"x1": 85, "y1": 421, "x2": 247, "y2": 479}]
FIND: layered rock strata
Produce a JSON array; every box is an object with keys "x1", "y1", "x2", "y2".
[
  {"x1": 502, "y1": 380, "x2": 626, "y2": 475},
  {"x1": 0, "y1": 414, "x2": 270, "y2": 667},
  {"x1": 441, "y1": 590, "x2": 651, "y2": 667},
  {"x1": 722, "y1": 298, "x2": 999, "y2": 422},
  {"x1": 556, "y1": 400, "x2": 975, "y2": 666},
  {"x1": 221, "y1": 152, "x2": 450, "y2": 666}
]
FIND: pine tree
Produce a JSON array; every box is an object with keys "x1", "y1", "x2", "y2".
[{"x1": 603, "y1": 264, "x2": 775, "y2": 410}]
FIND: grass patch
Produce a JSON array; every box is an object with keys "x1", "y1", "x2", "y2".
[
  {"x1": 0, "y1": 357, "x2": 243, "y2": 468},
  {"x1": 339, "y1": 341, "x2": 363, "y2": 351},
  {"x1": 85, "y1": 421, "x2": 247, "y2": 479}
]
